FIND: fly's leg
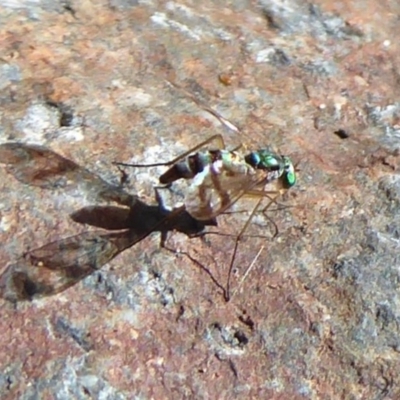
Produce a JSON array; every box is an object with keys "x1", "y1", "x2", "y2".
[
  {"x1": 115, "y1": 164, "x2": 130, "y2": 186},
  {"x1": 162, "y1": 243, "x2": 228, "y2": 299},
  {"x1": 154, "y1": 186, "x2": 228, "y2": 299},
  {"x1": 261, "y1": 201, "x2": 294, "y2": 217},
  {"x1": 159, "y1": 228, "x2": 228, "y2": 299},
  {"x1": 251, "y1": 188, "x2": 294, "y2": 220},
  {"x1": 240, "y1": 190, "x2": 284, "y2": 237},
  {"x1": 114, "y1": 134, "x2": 226, "y2": 169},
  {"x1": 225, "y1": 196, "x2": 262, "y2": 301},
  {"x1": 225, "y1": 191, "x2": 282, "y2": 301},
  {"x1": 230, "y1": 244, "x2": 265, "y2": 301}
]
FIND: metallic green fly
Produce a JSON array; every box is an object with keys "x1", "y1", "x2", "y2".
[{"x1": 116, "y1": 134, "x2": 296, "y2": 300}]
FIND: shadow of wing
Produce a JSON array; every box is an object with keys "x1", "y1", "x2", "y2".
[
  {"x1": 0, "y1": 230, "x2": 139, "y2": 302},
  {"x1": 70, "y1": 206, "x2": 133, "y2": 230},
  {"x1": 0, "y1": 142, "x2": 136, "y2": 207}
]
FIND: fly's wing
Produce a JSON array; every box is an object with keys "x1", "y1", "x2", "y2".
[
  {"x1": 185, "y1": 161, "x2": 269, "y2": 220},
  {"x1": 0, "y1": 230, "x2": 140, "y2": 302},
  {"x1": 0, "y1": 144, "x2": 189, "y2": 302},
  {"x1": 0, "y1": 142, "x2": 136, "y2": 207}
]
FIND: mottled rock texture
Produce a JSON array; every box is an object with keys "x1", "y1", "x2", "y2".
[{"x1": 1, "y1": 0, "x2": 400, "y2": 399}]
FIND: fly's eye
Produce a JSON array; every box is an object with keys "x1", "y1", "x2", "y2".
[
  {"x1": 285, "y1": 170, "x2": 296, "y2": 187},
  {"x1": 283, "y1": 157, "x2": 296, "y2": 188}
]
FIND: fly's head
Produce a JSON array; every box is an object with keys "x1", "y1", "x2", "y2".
[{"x1": 246, "y1": 150, "x2": 296, "y2": 188}]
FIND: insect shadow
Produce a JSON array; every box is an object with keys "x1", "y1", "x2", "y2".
[{"x1": 0, "y1": 142, "x2": 220, "y2": 303}]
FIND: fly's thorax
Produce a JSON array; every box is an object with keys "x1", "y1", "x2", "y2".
[
  {"x1": 199, "y1": 154, "x2": 251, "y2": 179},
  {"x1": 219, "y1": 150, "x2": 255, "y2": 176},
  {"x1": 245, "y1": 149, "x2": 281, "y2": 171},
  {"x1": 245, "y1": 150, "x2": 296, "y2": 188}
]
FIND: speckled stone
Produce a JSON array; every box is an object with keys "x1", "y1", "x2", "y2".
[{"x1": 1, "y1": 0, "x2": 400, "y2": 399}]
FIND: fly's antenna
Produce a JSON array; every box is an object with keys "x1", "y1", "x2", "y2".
[{"x1": 165, "y1": 79, "x2": 241, "y2": 134}]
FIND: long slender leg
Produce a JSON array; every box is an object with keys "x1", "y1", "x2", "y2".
[
  {"x1": 114, "y1": 134, "x2": 226, "y2": 168},
  {"x1": 242, "y1": 189, "x2": 288, "y2": 217},
  {"x1": 189, "y1": 222, "x2": 279, "y2": 241},
  {"x1": 154, "y1": 185, "x2": 228, "y2": 298},
  {"x1": 159, "y1": 220, "x2": 229, "y2": 299},
  {"x1": 163, "y1": 245, "x2": 228, "y2": 299},
  {"x1": 225, "y1": 191, "x2": 282, "y2": 301},
  {"x1": 230, "y1": 244, "x2": 265, "y2": 301},
  {"x1": 247, "y1": 189, "x2": 294, "y2": 221},
  {"x1": 225, "y1": 196, "x2": 263, "y2": 301},
  {"x1": 244, "y1": 189, "x2": 281, "y2": 202},
  {"x1": 231, "y1": 143, "x2": 243, "y2": 152}
]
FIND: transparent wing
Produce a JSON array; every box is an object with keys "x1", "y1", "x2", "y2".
[
  {"x1": 0, "y1": 230, "x2": 140, "y2": 302},
  {"x1": 185, "y1": 161, "x2": 270, "y2": 220}
]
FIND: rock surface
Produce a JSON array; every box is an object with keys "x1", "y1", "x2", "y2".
[{"x1": 1, "y1": 0, "x2": 400, "y2": 398}]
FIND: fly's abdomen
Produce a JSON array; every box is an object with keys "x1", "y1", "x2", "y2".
[{"x1": 159, "y1": 151, "x2": 221, "y2": 184}]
